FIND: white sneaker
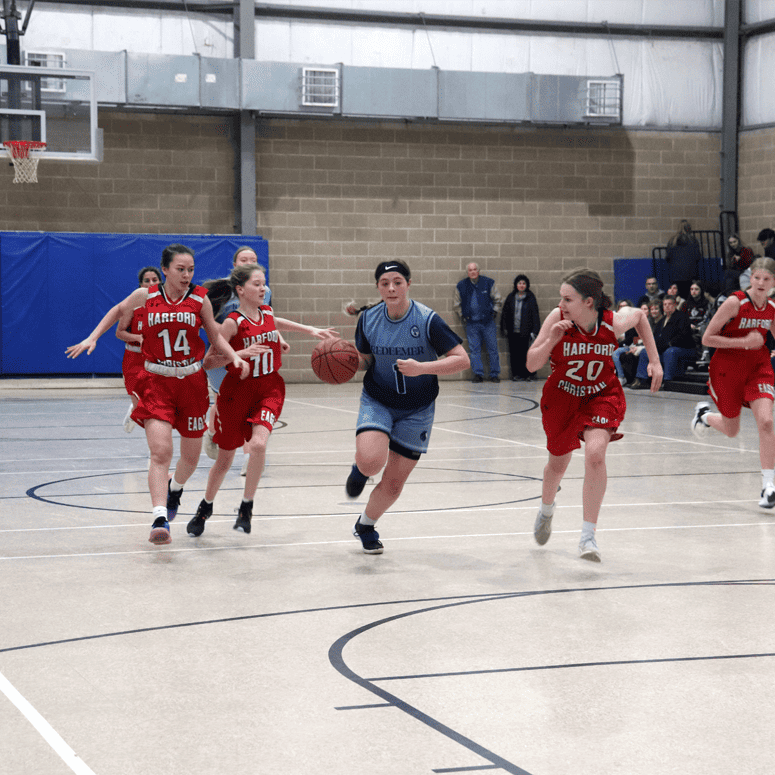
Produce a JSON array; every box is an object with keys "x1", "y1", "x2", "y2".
[
  {"x1": 759, "y1": 483, "x2": 775, "y2": 509},
  {"x1": 691, "y1": 402, "x2": 711, "y2": 438},
  {"x1": 203, "y1": 430, "x2": 218, "y2": 461},
  {"x1": 123, "y1": 403, "x2": 135, "y2": 433},
  {"x1": 240, "y1": 456, "x2": 249, "y2": 476},
  {"x1": 534, "y1": 507, "x2": 553, "y2": 546},
  {"x1": 578, "y1": 535, "x2": 601, "y2": 562}
]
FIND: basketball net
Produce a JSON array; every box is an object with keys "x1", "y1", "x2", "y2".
[{"x1": 3, "y1": 141, "x2": 46, "y2": 183}]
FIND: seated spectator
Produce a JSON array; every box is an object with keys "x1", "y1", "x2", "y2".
[
  {"x1": 630, "y1": 295, "x2": 696, "y2": 389},
  {"x1": 679, "y1": 280, "x2": 712, "y2": 353},
  {"x1": 667, "y1": 283, "x2": 684, "y2": 309},
  {"x1": 757, "y1": 227, "x2": 775, "y2": 259},
  {"x1": 724, "y1": 233, "x2": 754, "y2": 292},
  {"x1": 648, "y1": 299, "x2": 664, "y2": 329},
  {"x1": 612, "y1": 300, "x2": 641, "y2": 385},
  {"x1": 637, "y1": 276, "x2": 664, "y2": 307}
]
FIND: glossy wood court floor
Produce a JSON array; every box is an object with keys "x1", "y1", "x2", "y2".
[{"x1": 1, "y1": 376, "x2": 773, "y2": 775}]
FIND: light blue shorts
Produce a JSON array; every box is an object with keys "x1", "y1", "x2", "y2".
[{"x1": 356, "y1": 389, "x2": 435, "y2": 457}]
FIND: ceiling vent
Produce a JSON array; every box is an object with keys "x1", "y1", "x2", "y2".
[
  {"x1": 301, "y1": 67, "x2": 339, "y2": 108},
  {"x1": 584, "y1": 79, "x2": 621, "y2": 122}
]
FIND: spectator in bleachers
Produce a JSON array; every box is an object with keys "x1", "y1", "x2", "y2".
[
  {"x1": 724, "y1": 233, "x2": 754, "y2": 292},
  {"x1": 612, "y1": 299, "x2": 639, "y2": 385},
  {"x1": 666, "y1": 219, "x2": 700, "y2": 300},
  {"x1": 667, "y1": 219, "x2": 699, "y2": 248},
  {"x1": 667, "y1": 282, "x2": 684, "y2": 309},
  {"x1": 630, "y1": 295, "x2": 696, "y2": 390},
  {"x1": 637, "y1": 276, "x2": 664, "y2": 307},
  {"x1": 648, "y1": 298, "x2": 664, "y2": 328},
  {"x1": 757, "y1": 228, "x2": 775, "y2": 259},
  {"x1": 680, "y1": 280, "x2": 712, "y2": 354}
]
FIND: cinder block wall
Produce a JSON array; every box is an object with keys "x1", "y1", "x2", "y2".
[
  {"x1": 738, "y1": 127, "x2": 775, "y2": 247},
  {"x1": 0, "y1": 113, "x2": 722, "y2": 381}
]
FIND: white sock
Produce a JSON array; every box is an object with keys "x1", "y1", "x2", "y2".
[
  {"x1": 152, "y1": 506, "x2": 167, "y2": 521},
  {"x1": 170, "y1": 477, "x2": 184, "y2": 492},
  {"x1": 581, "y1": 520, "x2": 596, "y2": 541},
  {"x1": 762, "y1": 469, "x2": 774, "y2": 490},
  {"x1": 540, "y1": 501, "x2": 555, "y2": 518},
  {"x1": 358, "y1": 512, "x2": 377, "y2": 527}
]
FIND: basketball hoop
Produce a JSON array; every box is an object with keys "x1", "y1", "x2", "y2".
[{"x1": 3, "y1": 141, "x2": 46, "y2": 184}]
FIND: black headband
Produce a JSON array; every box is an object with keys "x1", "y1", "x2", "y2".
[{"x1": 374, "y1": 261, "x2": 411, "y2": 281}]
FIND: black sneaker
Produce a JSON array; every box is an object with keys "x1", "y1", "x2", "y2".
[
  {"x1": 471, "y1": 375, "x2": 484, "y2": 383},
  {"x1": 234, "y1": 500, "x2": 252, "y2": 534},
  {"x1": 345, "y1": 464, "x2": 369, "y2": 498},
  {"x1": 149, "y1": 516, "x2": 171, "y2": 545},
  {"x1": 353, "y1": 519, "x2": 384, "y2": 554},
  {"x1": 490, "y1": 376, "x2": 500, "y2": 383},
  {"x1": 167, "y1": 482, "x2": 183, "y2": 521},
  {"x1": 187, "y1": 500, "x2": 213, "y2": 537}
]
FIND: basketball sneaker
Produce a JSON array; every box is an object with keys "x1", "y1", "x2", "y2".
[
  {"x1": 203, "y1": 429, "x2": 218, "y2": 461},
  {"x1": 353, "y1": 519, "x2": 383, "y2": 554},
  {"x1": 167, "y1": 482, "x2": 183, "y2": 522},
  {"x1": 234, "y1": 500, "x2": 252, "y2": 534},
  {"x1": 187, "y1": 500, "x2": 213, "y2": 537},
  {"x1": 691, "y1": 402, "x2": 711, "y2": 438},
  {"x1": 534, "y1": 507, "x2": 553, "y2": 546},
  {"x1": 759, "y1": 483, "x2": 775, "y2": 509},
  {"x1": 578, "y1": 535, "x2": 601, "y2": 562},
  {"x1": 149, "y1": 517, "x2": 171, "y2": 545},
  {"x1": 346, "y1": 464, "x2": 369, "y2": 498}
]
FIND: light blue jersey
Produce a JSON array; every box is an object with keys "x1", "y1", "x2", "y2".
[{"x1": 356, "y1": 300, "x2": 461, "y2": 411}]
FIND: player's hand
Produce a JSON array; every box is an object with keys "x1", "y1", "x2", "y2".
[
  {"x1": 647, "y1": 360, "x2": 663, "y2": 392},
  {"x1": 311, "y1": 327, "x2": 339, "y2": 340},
  {"x1": 233, "y1": 356, "x2": 250, "y2": 379},
  {"x1": 395, "y1": 358, "x2": 423, "y2": 377},
  {"x1": 65, "y1": 339, "x2": 96, "y2": 359},
  {"x1": 242, "y1": 343, "x2": 271, "y2": 358},
  {"x1": 744, "y1": 331, "x2": 765, "y2": 350}
]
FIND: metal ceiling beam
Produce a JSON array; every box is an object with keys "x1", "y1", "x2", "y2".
[{"x1": 47, "y1": 2, "x2": 723, "y2": 39}]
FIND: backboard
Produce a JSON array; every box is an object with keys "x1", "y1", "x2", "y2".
[{"x1": 0, "y1": 63, "x2": 100, "y2": 161}]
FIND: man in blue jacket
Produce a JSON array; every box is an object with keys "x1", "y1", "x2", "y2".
[{"x1": 454, "y1": 263, "x2": 502, "y2": 382}]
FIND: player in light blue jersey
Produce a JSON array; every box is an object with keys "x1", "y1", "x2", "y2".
[{"x1": 347, "y1": 259, "x2": 470, "y2": 554}]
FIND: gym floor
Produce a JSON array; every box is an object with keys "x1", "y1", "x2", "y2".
[{"x1": 1, "y1": 377, "x2": 773, "y2": 775}]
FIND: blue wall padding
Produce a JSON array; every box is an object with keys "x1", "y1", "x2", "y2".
[{"x1": 0, "y1": 232, "x2": 269, "y2": 375}]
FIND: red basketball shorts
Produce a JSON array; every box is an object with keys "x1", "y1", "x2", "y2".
[
  {"x1": 708, "y1": 352, "x2": 775, "y2": 418},
  {"x1": 131, "y1": 368, "x2": 209, "y2": 438},
  {"x1": 122, "y1": 350, "x2": 145, "y2": 396},
  {"x1": 214, "y1": 371, "x2": 286, "y2": 451},
  {"x1": 540, "y1": 381, "x2": 626, "y2": 457}
]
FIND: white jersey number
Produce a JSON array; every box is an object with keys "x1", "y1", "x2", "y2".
[
  {"x1": 566, "y1": 359, "x2": 604, "y2": 383},
  {"x1": 157, "y1": 328, "x2": 191, "y2": 359}
]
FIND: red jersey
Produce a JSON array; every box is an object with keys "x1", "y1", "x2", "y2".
[
  {"x1": 225, "y1": 307, "x2": 283, "y2": 378},
  {"x1": 717, "y1": 291, "x2": 775, "y2": 354},
  {"x1": 541, "y1": 308, "x2": 625, "y2": 456},
  {"x1": 121, "y1": 306, "x2": 146, "y2": 395},
  {"x1": 547, "y1": 308, "x2": 619, "y2": 397},
  {"x1": 215, "y1": 307, "x2": 286, "y2": 448},
  {"x1": 708, "y1": 291, "x2": 775, "y2": 415},
  {"x1": 141, "y1": 283, "x2": 207, "y2": 367}
]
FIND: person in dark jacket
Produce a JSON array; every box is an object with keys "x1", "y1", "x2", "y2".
[
  {"x1": 500, "y1": 274, "x2": 541, "y2": 380},
  {"x1": 630, "y1": 295, "x2": 697, "y2": 389}
]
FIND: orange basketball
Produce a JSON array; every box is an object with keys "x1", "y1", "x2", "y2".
[{"x1": 311, "y1": 339, "x2": 360, "y2": 384}]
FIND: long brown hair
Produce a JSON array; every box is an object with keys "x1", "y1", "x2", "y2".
[{"x1": 562, "y1": 268, "x2": 612, "y2": 311}]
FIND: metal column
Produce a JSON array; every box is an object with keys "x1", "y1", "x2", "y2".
[
  {"x1": 235, "y1": 0, "x2": 256, "y2": 236},
  {"x1": 720, "y1": 0, "x2": 740, "y2": 217}
]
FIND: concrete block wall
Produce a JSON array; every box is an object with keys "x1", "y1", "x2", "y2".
[
  {"x1": 0, "y1": 112, "x2": 723, "y2": 381},
  {"x1": 739, "y1": 127, "x2": 775, "y2": 248}
]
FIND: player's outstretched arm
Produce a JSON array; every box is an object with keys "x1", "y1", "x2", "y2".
[{"x1": 64, "y1": 303, "x2": 122, "y2": 358}]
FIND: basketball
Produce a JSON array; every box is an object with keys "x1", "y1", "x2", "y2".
[{"x1": 311, "y1": 339, "x2": 360, "y2": 384}]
